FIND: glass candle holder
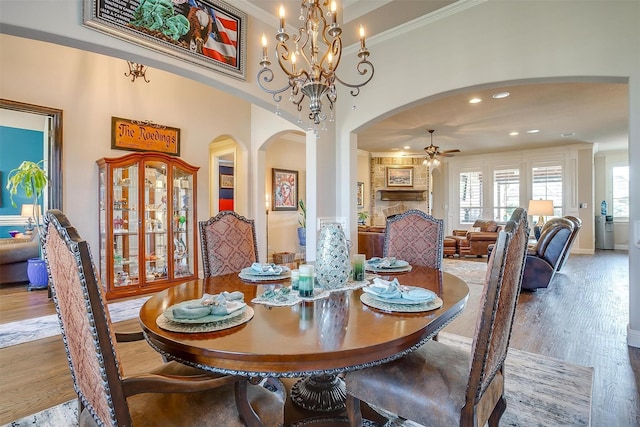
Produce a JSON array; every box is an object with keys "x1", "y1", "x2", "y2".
[
  {"x1": 352, "y1": 254, "x2": 366, "y2": 282},
  {"x1": 298, "y1": 264, "x2": 314, "y2": 297},
  {"x1": 290, "y1": 269, "x2": 300, "y2": 290}
]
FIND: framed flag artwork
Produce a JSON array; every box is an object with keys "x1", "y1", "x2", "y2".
[{"x1": 83, "y1": 0, "x2": 247, "y2": 80}]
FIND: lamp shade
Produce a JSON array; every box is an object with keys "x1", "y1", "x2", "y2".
[
  {"x1": 21, "y1": 204, "x2": 42, "y2": 218},
  {"x1": 527, "y1": 200, "x2": 554, "y2": 217}
]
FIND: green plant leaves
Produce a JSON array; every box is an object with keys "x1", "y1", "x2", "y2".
[{"x1": 5, "y1": 160, "x2": 48, "y2": 208}]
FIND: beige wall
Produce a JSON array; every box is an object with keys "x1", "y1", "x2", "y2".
[
  {"x1": 265, "y1": 137, "x2": 306, "y2": 259},
  {"x1": 0, "y1": 34, "x2": 253, "y2": 263},
  {"x1": 595, "y1": 149, "x2": 630, "y2": 248},
  {"x1": 356, "y1": 150, "x2": 370, "y2": 223}
]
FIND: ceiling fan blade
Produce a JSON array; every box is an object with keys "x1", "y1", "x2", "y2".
[
  {"x1": 440, "y1": 153, "x2": 457, "y2": 157},
  {"x1": 440, "y1": 149, "x2": 461, "y2": 154}
]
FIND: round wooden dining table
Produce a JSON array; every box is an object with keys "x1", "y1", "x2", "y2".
[{"x1": 139, "y1": 265, "x2": 469, "y2": 414}]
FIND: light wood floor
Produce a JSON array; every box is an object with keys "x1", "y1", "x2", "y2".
[{"x1": 0, "y1": 250, "x2": 638, "y2": 426}]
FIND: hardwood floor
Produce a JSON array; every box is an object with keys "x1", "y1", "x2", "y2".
[{"x1": 0, "y1": 250, "x2": 638, "y2": 426}]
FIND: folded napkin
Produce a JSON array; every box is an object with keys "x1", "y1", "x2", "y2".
[
  {"x1": 363, "y1": 278, "x2": 435, "y2": 302},
  {"x1": 250, "y1": 263, "x2": 283, "y2": 274},
  {"x1": 367, "y1": 257, "x2": 398, "y2": 268},
  {"x1": 172, "y1": 291, "x2": 245, "y2": 319}
]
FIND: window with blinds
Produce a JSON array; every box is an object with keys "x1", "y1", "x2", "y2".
[
  {"x1": 494, "y1": 168, "x2": 520, "y2": 222},
  {"x1": 612, "y1": 165, "x2": 629, "y2": 219},
  {"x1": 459, "y1": 171, "x2": 483, "y2": 223},
  {"x1": 532, "y1": 165, "x2": 563, "y2": 217}
]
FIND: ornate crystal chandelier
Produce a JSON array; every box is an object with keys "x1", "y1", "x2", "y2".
[{"x1": 257, "y1": 1, "x2": 374, "y2": 129}]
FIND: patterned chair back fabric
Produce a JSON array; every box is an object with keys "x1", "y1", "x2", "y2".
[
  {"x1": 383, "y1": 209, "x2": 444, "y2": 269},
  {"x1": 42, "y1": 210, "x2": 131, "y2": 426},
  {"x1": 43, "y1": 210, "x2": 286, "y2": 427},
  {"x1": 199, "y1": 211, "x2": 259, "y2": 277},
  {"x1": 466, "y1": 207, "x2": 529, "y2": 415},
  {"x1": 345, "y1": 208, "x2": 529, "y2": 427}
]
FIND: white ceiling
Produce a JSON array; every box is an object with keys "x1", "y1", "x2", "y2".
[{"x1": 250, "y1": 1, "x2": 629, "y2": 156}]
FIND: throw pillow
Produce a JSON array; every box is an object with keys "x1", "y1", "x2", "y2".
[{"x1": 469, "y1": 226, "x2": 481, "y2": 233}]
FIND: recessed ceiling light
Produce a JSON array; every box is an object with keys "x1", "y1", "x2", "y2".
[
  {"x1": 391, "y1": 147, "x2": 399, "y2": 151},
  {"x1": 492, "y1": 91, "x2": 510, "y2": 99},
  {"x1": 526, "y1": 129, "x2": 540, "y2": 134},
  {"x1": 509, "y1": 131, "x2": 519, "y2": 136},
  {"x1": 403, "y1": 146, "x2": 411, "y2": 150},
  {"x1": 469, "y1": 98, "x2": 482, "y2": 104},
  {"x1": 561, "y1": 132, "x2": 575, "y2": 137}
]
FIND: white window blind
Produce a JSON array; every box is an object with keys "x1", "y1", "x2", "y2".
[
  {"x1": 459, "y1": 171, "x2": 483, "y2": 223},
  {"x1": 532, "y1": 165, "x2": 563, "y2": 217},
  {"x1": 494, "y1": 168, "x2": 520, "y2": 222},
  {"x1": 612, "y1": 165, "x2": 629, "y2": 219}
]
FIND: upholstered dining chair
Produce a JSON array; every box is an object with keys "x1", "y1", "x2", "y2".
[
  {"x1": 42, "y1": 209, "x2": 284, "y2": 427},
  {"x1": 346, "y1": 207, "x2": 529, "y2": 427},
  {"x1": 383, "y1": 209, "x2": 444, "y2": 269},
  {"x1": 199, "y1": 211, "x2": 259, "y2": 277}
]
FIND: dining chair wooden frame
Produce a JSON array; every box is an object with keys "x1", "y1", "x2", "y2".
[
  {"x1": 42, "y1": 209, "x2": 283, "y2": 427},
  {"x1": 346, "y1": 207, "x2": 529, "y2": 427},
  {"x1": 383, "y1": 209, "x2": 444, "y2": 269},
  {"x1": 199, "y1": 211, "x2": 259, "y2": 278}
]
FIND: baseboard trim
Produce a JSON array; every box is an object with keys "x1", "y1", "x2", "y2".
[
  {"x1": 627, "y1": 324, "x2": 640, "y2": 348},
  {"x1": 572, "y1": 248, "x2": 594, "y2": 255}
]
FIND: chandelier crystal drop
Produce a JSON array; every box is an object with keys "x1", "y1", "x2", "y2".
[{"x1": 257, "y1": 0, "x2": 374, "y2": 128}]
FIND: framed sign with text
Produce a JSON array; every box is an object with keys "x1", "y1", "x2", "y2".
[
  {"x1": 83, "y1": 0, "x2": 247, "y2": 80},
  {"x1": 111, "y1": 117, "x2": 180, "y2": 156}
]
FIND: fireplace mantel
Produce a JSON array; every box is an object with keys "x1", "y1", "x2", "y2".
[{"x1": 378, "y1": 189, "x2": 427, "y2": 201}]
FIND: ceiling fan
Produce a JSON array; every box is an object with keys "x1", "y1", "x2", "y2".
[{"x1": 423, "y1": 129, "x2": 460, "y2": 166}]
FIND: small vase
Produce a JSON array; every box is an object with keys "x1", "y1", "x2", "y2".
[
  {"x1": 27, "y1": 258, "x2": 48, "y2": 290},
  {"x1": 315, "y1": 224, "x2": 351, "y2": 289},
  {"x1": 297, "y1": 227, "x2": 306, "y2": 247}
]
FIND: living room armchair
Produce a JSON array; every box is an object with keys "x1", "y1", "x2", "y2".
[
  {"x1": 521, "y1": 217, "x2": 575, "y2": 290},
  {"x1": 449, "y1": 219, "x2": 502, "y2": 257}
]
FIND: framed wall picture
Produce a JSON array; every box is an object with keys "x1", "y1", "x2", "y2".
[
  {"x1": 220, "y1": 173, "x2": 234, "y2": 189},
  {"x1": 386, "y1": 167, "x2": 414, "y2": 187},
  {"x1": 272, "y1": 168, "x2": 298, "y2": 211},
  {"x1": 357, "y1": 181, "x2": 364, "y2": 208},
  {"x1": 83, "y1": 0, "x2": 247, "y2": 80}
]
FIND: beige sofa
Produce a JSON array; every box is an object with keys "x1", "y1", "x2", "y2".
[{"x1": 0, "y1": 236, "x2": 39, "y2": 285}]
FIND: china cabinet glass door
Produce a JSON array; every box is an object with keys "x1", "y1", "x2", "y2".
[
  {"x1": 172, "y1": 165, "x2": 195, "y2": 278},
  {"x1": 143, "y1": 160, "x2": 168, "y2": 285},
  {"x1": 112, "y1": 160, "x2": 139, "y2": 289},
  {"x1": 97, "y1": 153, "x2": 199, "y2": 300}
]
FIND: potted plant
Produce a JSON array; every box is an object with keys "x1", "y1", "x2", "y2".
[
  {"x1": 5, "y1": 160, "x2": 49, "y2": 290},
  {"x1": 358, "y1": 211, "x2": 369, "y2": 226},
  {"x1": 297, "y1": 199, "x2": 306, "y2": 247}
]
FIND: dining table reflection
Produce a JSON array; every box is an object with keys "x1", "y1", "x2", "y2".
[{"x1": 139, "y1": 266, "x2": 468, "y2": 413}]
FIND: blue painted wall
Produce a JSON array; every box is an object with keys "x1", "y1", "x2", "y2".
[{"x1": 0, "y1": 125, "x2": 44, "y2": 237}]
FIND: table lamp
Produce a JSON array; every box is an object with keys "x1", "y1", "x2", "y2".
[
  {"x1": 21, "y1": 204, "x2": 42, "y2": 234},
  {"x1": 527, "y1": 199, "x2": 554, "y2": 239}
]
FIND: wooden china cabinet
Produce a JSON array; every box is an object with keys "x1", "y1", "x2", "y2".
[{"x1": 96, "y1": 153, "x2": 199, "y2": 300}]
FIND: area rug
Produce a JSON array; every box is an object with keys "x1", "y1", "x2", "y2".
[
  {"x1": 3, "y1": 332, "x2": 593, "y2": 427},
  {"x1": 0, "y1": 296, "x2": 150, "y2": 349},
  {"x1": 442, "y1": 257, "x2": 488, "y2": 286}
]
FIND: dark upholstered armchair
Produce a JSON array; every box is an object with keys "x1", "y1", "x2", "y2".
[
  {"x1": 557, "y1": 216, "x2": 582, "y2": 271},
  {"x1": 450, "y1": 219, "x2": 502, "y2": 257},
  {"x1": 521, "y1": 217, "x2": 575, "y2": 290}
]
